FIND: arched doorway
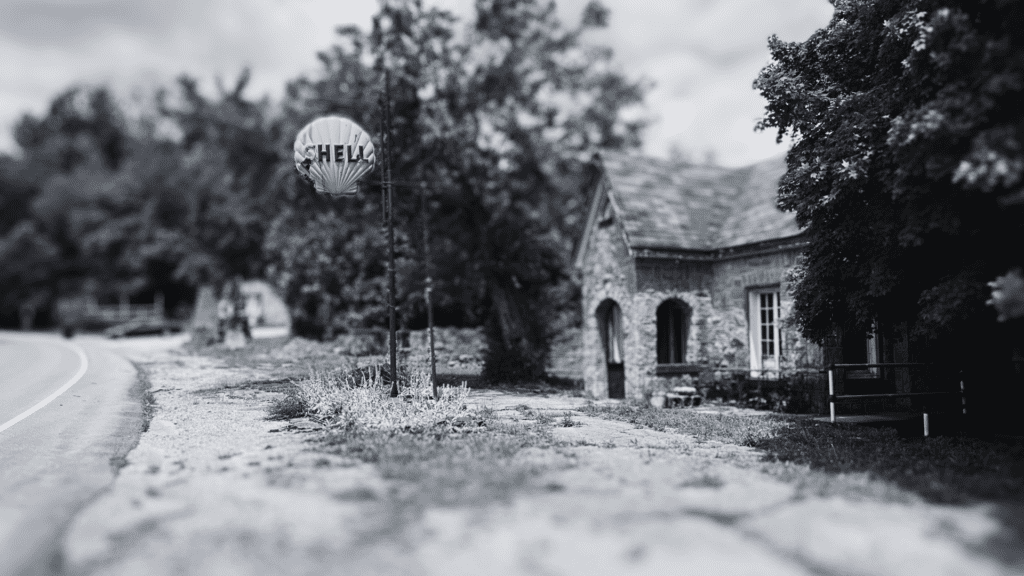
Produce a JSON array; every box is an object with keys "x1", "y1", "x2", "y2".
[{"x1": 596, "y1": 299, "x2": 625, "y2": 399}]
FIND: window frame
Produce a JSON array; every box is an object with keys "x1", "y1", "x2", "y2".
[
  {"x1": 748, "y1": 287, "x2": 782, "y2": 377},
  {"x1": 656, "y1": 299, "x2": 689, "y2": 365}
]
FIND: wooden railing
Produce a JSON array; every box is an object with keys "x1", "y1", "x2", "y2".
[
  {"x1": 827, "y1": 363, "x2": 964, "y2": 437},
  {"x1": 81, "y1": 293, "x2": 165, "y2": 324}
]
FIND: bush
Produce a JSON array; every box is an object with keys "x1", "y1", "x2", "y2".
[
  {"x1": 280, "y1": 364, "x2": 471, "y2": 433},
  {"x1": 698, "y1": 370, "x2": 827, "y2": 414}
]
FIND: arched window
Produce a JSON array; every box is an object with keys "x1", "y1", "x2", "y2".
[{"x1": 656, "y1": 300, "x2": 689, "y2": 364}]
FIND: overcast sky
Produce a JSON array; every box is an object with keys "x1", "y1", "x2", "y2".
[{"x1": 0, "y1": 0, "x2": 833, "y2": 167}]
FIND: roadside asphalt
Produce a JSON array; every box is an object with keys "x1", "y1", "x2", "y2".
[{"x1": 0, "y1": 332, "x2": 144, "y2": 576}]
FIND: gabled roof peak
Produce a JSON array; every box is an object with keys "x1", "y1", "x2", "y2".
[{"x1": 576, "y1": 151, "x2": 801, "y2": 267}]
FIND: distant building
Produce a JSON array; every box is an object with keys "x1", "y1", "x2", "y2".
[
  {"x1": 574, "y1": 152, "x2": 821, "y2": 399},
  {"x1": 239, "y1": 280, "x2": 291, "y2": 328}
]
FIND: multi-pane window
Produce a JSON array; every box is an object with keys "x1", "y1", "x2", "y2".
[
  {"x1": 749, "y1": 288, "x2": 782, "y2": 375},
  {"x1": 759, "y1": 292, "x2": 777, "y2": 358}
]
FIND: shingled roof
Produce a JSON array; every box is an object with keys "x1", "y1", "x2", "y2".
[{"x1": 590, "y1": 151, "x2": 801, "y2": 255}]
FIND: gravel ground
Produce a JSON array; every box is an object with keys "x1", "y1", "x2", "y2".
[{"x1": 62, "y1": 337, "x2": 1023, "y2": 576}]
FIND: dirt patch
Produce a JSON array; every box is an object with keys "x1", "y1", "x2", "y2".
[{"x1": 61, "y1": 338, "x2": 1024, "y2": 576}]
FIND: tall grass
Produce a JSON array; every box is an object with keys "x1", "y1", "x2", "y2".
[
  {"x1": 271, "y1": 365, "x2": 471, "y2": 433},
  {"x1": 264, "y1": 364, "x2": 560, "y2": 509}
]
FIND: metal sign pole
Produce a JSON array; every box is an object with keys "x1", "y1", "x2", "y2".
[
  {"x1": 381, "y1": 70, "x2": 399, "y2": 398},
  {"x1": 420, "y1": 182, "x2": 438, "y2": 399}
]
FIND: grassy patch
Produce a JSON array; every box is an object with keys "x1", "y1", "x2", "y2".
[
  {"x1": 191, "y1": 336, "x2": 356, "y2": 381},
  {"x1": 290, "y1": 366, "x2": 470, "y2": 431},
  {"x1": 321, "y1": 419, "x2": 554, "y2": 507},
  {"x1": 135, "y1": 365, "x2": 157, "y2": 434},
  {"x1": 270, "y1": 364, "x2": 558, "y2": 508},
  {"x1": 583, "y1": 402, "x2": 1024, "y2": 505},
  {"x1": 579, "y1": 402, "x2": 787, "y2": 445},
  {"x1": 267, "y1": 391, "x2": 306, "y2": 420},
  {"x1": 750, "y1": 419, "x2": 1024, "y2": 504}
]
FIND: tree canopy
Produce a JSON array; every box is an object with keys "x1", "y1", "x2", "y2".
[
  {"x1": 0, "y1": 0, "x2": 645, "y2": 382},
  {"x1": 0, "y1": 77, "x2": 280, "y2": 325},
  {"x1": 266, "y1": 0, "x2": 645, "y2": 379},
  {"x1": 755, "y1": 0, "x2": 1024, "y2": 359}
]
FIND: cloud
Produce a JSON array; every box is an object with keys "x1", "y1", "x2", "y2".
[
  {"x1": 0, "y1": 0, "x2": 378, "y2": 151},
  {"x1": 443, "y1": 0, "x2": 832, "y2": 165},
  {"x1": 0, "y1": 0, "x2": 833, "y2": 166}
]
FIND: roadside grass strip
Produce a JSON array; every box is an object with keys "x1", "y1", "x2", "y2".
[{"x1": 583, "y1": 401, "x2": 1024, "y2": 505}]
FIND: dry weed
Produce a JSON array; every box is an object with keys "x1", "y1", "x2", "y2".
[{"x1": 292, "y1": 365, "x2": 471, "y2": 433}]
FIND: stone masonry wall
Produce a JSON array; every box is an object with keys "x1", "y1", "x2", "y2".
[
  {"x1": 580, "y1": 216, "x2": 634, "y2": 399},
  {"x1": 582, "y1": 226, "x2": 820, "y2": 400},
  {"x1": 711, "y1": 250, "x2": 821, "y2": 371},
  {"x1": 626, "y1": 249, "x2": 817, "y2": 400},
  {"x1": 628, "y1": 288, "x2": 716, "y2": 399}
]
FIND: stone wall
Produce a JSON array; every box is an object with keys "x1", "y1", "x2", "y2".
[
  {"x1": 581, "y1": 237, "x2": 822, "y2": 399},
  {"x1": 710, "y1": 251, "x2": 800, "y2": 311},
  {"x1": 406, "y1": 327, "x2": 486, "y2": 369},
  {"x1": 635, "y1": 258, "x2": 713, "y2": 292},
  {"x1": 580, "y1": 201, "x2": 823, "y2": 399},
  {"x1": 547, "y1": 327, "x2": 584, "y2": 380},
  {"x1": 580, "y1": 215, "x2": 634, "y2": 399},
  {"x1": 624, "y1": 249, "x2": 817, "y2": 400},
  {"x1": 628, "y1": 288, "x2": 716, "y2": 399},
  {"x1": 711, "y1": 250, "x2": 821, "y2": 371}
]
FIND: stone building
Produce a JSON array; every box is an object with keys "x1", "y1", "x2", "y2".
[{"x1": 575, "y1": 152, "x2": 821, "y2": 399}]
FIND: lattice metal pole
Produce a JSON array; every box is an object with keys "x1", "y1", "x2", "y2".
[
  {"x1": 421, "y1": 182, "x2": 438, "y2": 400},
  {"x1": 380, "y1": 69, "x2": 399, "y2": 398}
]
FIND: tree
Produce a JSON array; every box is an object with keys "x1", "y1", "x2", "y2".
[
  {"x1": 0, "y1": 86, "x2": 134, "y2": 324},
  {"x1": 270, "y1": 0, "x2": 646, "y2": 380},
  {"x1": 2, "y1": 80, "x2": 280, "y2": 323},
  {"x1": 14, "y1": 86, "x2": 129, "y2": 173},
  {"x1": 0, "y1": 155, "x2": 37, "y2": 235},
  {"x1": 754, "y1": 0, "x2": 1024, "y2": 365},
  {"x1": 156, "y1": 71, "x2": 285, "y2": 281},
  {"x1": 415, "y1": 0, "x2": 646, "y2": 381},
  {"x1": 0, "y1": 221, "x2": 61, "y2": 327},
  {"x1": 264, "y1": 208, "x2": 389, "y2": 340}
]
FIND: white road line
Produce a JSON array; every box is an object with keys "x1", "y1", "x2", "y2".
[{"x1": 0, "y1": 339, "x2": 89, "y2": 434}]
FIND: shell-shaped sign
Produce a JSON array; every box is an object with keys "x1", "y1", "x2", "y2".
[{"x1": 293, "y1": 116, "x2": 376, "y2": 196}]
